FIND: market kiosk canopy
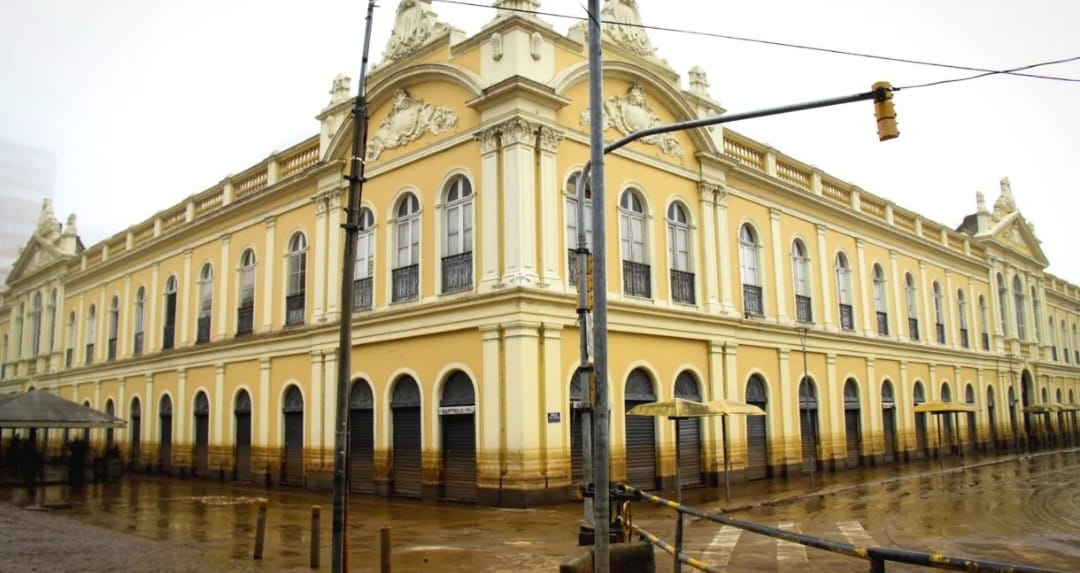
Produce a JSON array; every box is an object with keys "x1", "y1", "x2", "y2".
[{"x1": 0, "y1": 391, "x2": 127, "y2": 429}]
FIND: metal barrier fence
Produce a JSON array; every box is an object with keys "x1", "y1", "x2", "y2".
[{"x1": 621, "y1": 486, "x2": 1064, "y2": 573}]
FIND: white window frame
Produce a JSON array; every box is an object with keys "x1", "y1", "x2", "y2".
[
  {"x1": 198, "y1": 264, "x2": 214, "y2": 320},
  {"x1": 239, "y1": 249, "x2": 256, "y2": 307},
  {"x1": 667, "y1": 203, "x2": 692, "y2": 273},
  {"x1": 873, "y1": 264, "x2": 887, "y2": 314},
  {"x1": 355, "y1": 209, "x2": 376, "y2": 281},
  {"x1": 443, "y1": 176, "x2": 473, "y2": 258},
  {"x1": 395, "y1": 194, "x2": 421, "y2": 270},
  {"x1": 791, "y1": 239, "x2": 811, "y2": 298},
  {"x1": 619, "y1": 189, "x2": 648, "y2": 265},
  {"x1": 739, "y1": 224, "x2": 761, "y2": 287},
  {"x1": 287, "y1": 233, "x2": 307, "y2": 298}
]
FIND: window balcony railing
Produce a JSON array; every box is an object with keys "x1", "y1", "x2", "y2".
[
  {"x1": 959, "y1": 328, "x2": 969, "y2": 349},
  {"x1": 107, "y1": 337, "x2": 117, "y2": 361},
  {"x1": 743, "y1": 284, "x2": 764, "y2": 317},
  {"x1": 85, "y1": 343, "x2": 94, "y2": 365},
  {"x1": 909, "y1": 318, "x2": 919, "y2": 341},
  {"x1": 981, "y1": 332, "x2": 990, "y2": 351},
  {"x1": 392, "y1": 264, "x2": 419, "y2": 303},
  {"x1": 442, "y1": 252, "x2": 472, "y2": 293},
  {"x1": 65, "y1": 348, "x2": 73, "y2": 368},
  {"x1": 1075, "y1": 350, "x2": 1079, "y2": 364},
  {"x1": 670, "y1": 269, "x2": 695, "y2": 305},
  {"x1": 876, "y1": 312, "x2": 889, "y2": 336},
  {"x1": 196, "y1": 316, "x2": 211, "y2": 343},
  {"x1": 236, "y1": 304, "x2": 254, "y2": 336},
  {"x1": 795, "y1": 295, "x2": 813, "y2": 323},
  {"x1": 839, "y1": 304, "x2": 854, "y2": 331},
  {"x1": 133, "y1": 332, "x2": 144, "y2": 355},
  {"x1": 352, "y1": 278, "x2": 373, "y2": 312},
  {"x1": 623, "y1": 261, "x2": 651, "y2": 298},
  {"x1": 285, "y1": 293, "x2": 306, "y2": 325},
  {"x1": 1064, "y1": 349, "x2": 1070, "y2": 364},
  {"x1": 1051, "y1": 347, "x2": 1058, "y2": 362},
  {"x1": 162, "y1": 325, "x2": 175, "y2": 350},
  {"x1": 935, "y1": 323, "x2": 946, "y2": 344}
]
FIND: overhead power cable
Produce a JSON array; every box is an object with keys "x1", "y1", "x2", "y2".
[{"x1": 429, "y1": 0, "x2": 1080, "y2": 83}]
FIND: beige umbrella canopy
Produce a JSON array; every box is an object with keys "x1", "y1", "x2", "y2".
[
  {"x1": 1022, "y1": 404, "x2": 1061, "y2": 414},
  {"x1": 626, "y1": 397, "x2": 732, "y2": 419},
  {"x1": 707, "y1": 398, "x2": 767, "y2": 417},
  {"x1": 913, "y1": 400, "x2": 978, "y2": 414}
]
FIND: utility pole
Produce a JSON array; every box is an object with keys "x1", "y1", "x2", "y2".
[
  {"x1": 798, "y1": 326, "x2": 815, "y2": 488},
  {"x1": 332, "y1": 1, "x2": 377, "y2": 571}
]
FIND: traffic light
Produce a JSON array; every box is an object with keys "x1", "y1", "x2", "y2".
[
  {"x1": 585, "y1": 254, "x2": 595, "y2": 310},
  {"x1": 872, "y1": 81, "x2": 899, "y2": 141}
]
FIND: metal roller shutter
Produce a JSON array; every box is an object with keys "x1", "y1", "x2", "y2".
[
  {"x1": 392, "y1": 407, "x2": 422, "y2": 497},
  {"x1": 882, "y1": 409, "x2": 896, "y2": 463},
  {"x1": 283, "y1": 412, "x2": 304, "y2": 485},
  {"x1": 441, "y1": 414, "x2": 477, "y2": 502},
  {"x1": 844, "y1": 410, "x2": 860, "y2": 468},
  {"x1": 130, "y1": 415, "x2": 141, "y2": 467},
  {"x1": 677, "y1": 418, "x2": 702, "y2": 487},
  {"x1": 624, "y1": 401, "x2": 657, "y2": 490},
  {"x1": 967, "y1": 412, "x2": 978, "y2": 451},
  {"x1": 235, "y1": 412, "x2": 251, "y2": 482},
  {"x1": 349, "y1": 409, "x2": 375, "y2": 494},
  {"x1": 570, "y1": 408, "x2": 584, "y2": 484},
  {"x1": 194, "y1": 414, "x2": 209, "y2": 475},
  {"x1": 800, "y1": 410, "x2": 817, "y2": 473},
  {"x1": 745, "y1": 412, "x2": 768, "y2": 480},
  {"x1": 915, "y1": 413, "x2": 928, "y2": 459},
  {"x1": 160, "y1": 415, "x2": 172, "y2": 467}
]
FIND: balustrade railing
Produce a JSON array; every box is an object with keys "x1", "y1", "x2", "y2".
[
  {"x1": 909, "y1": 318, "x2": 920, "y2": 341},
  {"x1": 936, "y1": 323, "x2": 946, "y2": 344},
  {"x1": 65, "y1": 348, "x2": 73, "y2": 368},
  {"x1": 982, "y1": 332, "x2": 990, "y2": 351},
  {"x1": 795, "y1": 295, "x2": 813, "y2": 323},
  {"x1": 670, "y1": 269, "x2": 694, "y2": 304},
  {"x1": 623, "y1": 261, "x2": 651, "y2": 298},
  {"x1": 162, "y1": 325, "x2": 175, "y2": 349},
  {"x1": 876, "y1": 312, "x2": 889, "y2": 336},
  {"x1": 85, "y1": 343, "x2": 94, "y2": 365},
  {"x1": 743, "y1": 284, "x2": 764, "y2": 317},
  {"x1": 196, "y1": 316, "x2": 211, "y2": 343},
  {"x1": 236, "y1": 304, "x2": 254, "y2": 335},
  {"x1": 839, "y1": 304, "x2": 854, "y2": 331},
  {"x1": 133, "y1": 332, "x2": 144, "y2": 355},
  {"x1": 442, "y1": 252, "x2": 472, "y2": 293},
  {"x1": 107, "y1": 338, "x2": 117, "y2": 360},
  {"x1": 285, "y1": 293, "x2": 305, "y2": 325},
  {"x1": 392, "y1": 264, "x2": 419, "y2": 303},
  {"x1": 959, "y1": 328, "x2": 969, "y2": 349},
  {"x1": 353, "y1": 278, "x2": 373, "y2": 311}
]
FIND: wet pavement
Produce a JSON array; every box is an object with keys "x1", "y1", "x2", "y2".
[{"x1": 1, "y1": 449, "x2": 1078, "y2": 572}]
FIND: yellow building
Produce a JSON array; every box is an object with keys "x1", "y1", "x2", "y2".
[{"x1": 1, "y1": 0, "x2": 1078, "y2": 506}]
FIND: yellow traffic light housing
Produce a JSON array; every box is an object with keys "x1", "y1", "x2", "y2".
[
  {"x1": 872, "y1": 81, "x2": 899, "y2": 141},
  {"x1": 586, "y1": 254, "x2": 595, "y2": 310}
]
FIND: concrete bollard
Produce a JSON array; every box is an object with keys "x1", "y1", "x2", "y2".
[
  {"x1": 380, "y1": 526, "x2": 391, "y2": 573},
  {"x1": 254, "y1": 500, "x2": 267, "y2": 560},
  {"x1": 310, "y1": 506, "x2": 321, "y2": 569}
]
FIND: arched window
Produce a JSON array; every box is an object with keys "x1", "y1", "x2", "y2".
[
  {"x1": 442, "y1": 176, "x2": 474, "y2": 293},
  {"x1": 565, "y1": 170, "x2": 593, "y2": 285},
  {"x1": 47, "y1": 289, "x2": 58, "y2": 353},
  {"x1": 30, "y1": 292, "x2": 42, "y2": 357},
  {"x1": 932, "y1": 281, "x2": 945, "y2": 344},
  {"x1": 85, "y1": 304, "x2": 96, "y2": 365},
  {"x1": 1013, "y1": 276, "x2": 1026, "y2": 340},
  {"x1": 286, "y1": 233, "x2": 307, "y2": 324},
  {"x1": 393, "y1": 193, "x2": 421, "y2": 303},
  {"x1": 836, "y1": 253, "x2": 854, "y2": 330},
  {"x1": 65, "y1": 311, "x2": 75, "y2": 367},
  {"x1": 354, "y1": 208, "x2": 375, "y2": 311},
  {"x1": 133, "y1": 286, "x2": 146, "y2": 355},
  {"x1": 792, "y1": 239, "x2": 812, "y2": 322},
  {"x1": 196, "y1": 264, "x2": 213, "y2": 342},
  {"x1": 739, "y1": 224, "x2": 763, "y2": 316},
  {"x1": 668, "y1": 203, "x2": 694, "y2": 304},
  {"x1": 873, "y1": 264, "x2": 888, "y2": 336},
  {"x1": 237, "y1": 249, "x2": 256, "y2": 335},
  {"x1": 620, "y1": 189, "x2": 650, "y2": 298},
  {"x1": 957, "y1": 289, "x2": 969, "y2": 349},
  {"x1": 996, "y1": 273, "x2": 1008, "y2": 336},
  {"x1": 978, "y1": 294, "x2": 989, "y2": 350},
  {"x1": 107, "y1": 295, "x2": 119, "y2": 360},
  {"x1": 905, "y1": 272, "x2": 919, "y2": 341},
  {"x1": 163, "y1": 276, "x2": 178, "y2": 350}
]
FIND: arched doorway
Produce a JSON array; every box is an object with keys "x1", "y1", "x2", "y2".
[
  {"x1": 843, "y1": 379, "x2": 861, "y2": 468},
  {"x1": 986, "y1": 386, "x2": 998, "y2": 452},
  {"x1": 745, "y1": 376, "x2": 769, "y2": 480},
  {"x1": 569, "y1": 369, "x2": 588, "y2": 485},
  {"x1": 440, "y1": 371, "x2": 477, "y2": 502},
  {"x1": 673, "y1": 371, "x2": 703, "y2": 487},
  {"x1": 159, "y1": 395, "x2": 173, "y2": 471},
  {"x1": 391, "y1": 376, "x2": 422, "y2": 497},
  {"x1": 881, "y1": 381, "x2": 897, "y2": 463},
  {"x1": 281, "y1": 386, "x2": 304, "y2": 486},
  {"x1": 965, "y1": 384, "x2": 977, "y2": 453},
  {"x1": 623, "y1": 368, "x2": 657, "y2": 490},
  {"x1": 129, "y1": 397, "x2": 141, "y2": 469},
  {"x1": 913, "y1": 382, "x2": 928, "y2": 460},
  {"x1": 798, "y1": 377, "x2": 819, "y2": 474},
  {"x1": 105, "y1": 400, "x2": 116, "y2": 451},
  {"x1": 234, "y1": 390, "x2": 252, "y2": 482},
  {"x1": 193, "y1": 391, "x2": 210, "y2": 476},
  {"x1": 348, "y1": 380, "x2": 375, "y2": 494},
  {"x1": 941, "y1": 383, "x2": 954, "y2": 456}
]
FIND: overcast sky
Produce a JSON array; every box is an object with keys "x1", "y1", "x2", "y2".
[{"x1": 2, "y1": 0, "x2": 1078, "y2": 284}]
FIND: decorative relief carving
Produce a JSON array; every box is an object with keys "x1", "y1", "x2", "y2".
[
  {"x1": 475, "y1": 127, "x2": 500, "y2": 154},
  {"x1": 581, "y1": 84, "x2": 683, "y2": 158},
  {"x1": 537, "y1": 126, "x2": 564, "y2": 152},
  {"x1": 383, "y1": 0, "x2": 448, "y2": 63},
  {"x1": 600, "y1": 0, "x2": 655, "y2": 56},
  {"x1": 366, "y1": 89, "x2": 458, "y2": 161},
  {"x1": 500, "y1": 117, "x2": 536, "y2": 146},
  {"x1": 698, "y1": 181, "x2": 725, "y2": 203},
  {"x1": 491, "y1": 33, "x2": 504, "y2": 61},
  {"x1": 530, "y1": 32, "x2": 543, "y2": 61}
]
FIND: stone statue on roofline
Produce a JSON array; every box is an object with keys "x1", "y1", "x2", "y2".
[
  {"x1": 384, "y1": 0, "x2": 448, "y2": 63},
  {"x1": 993, "y1": 175, "x2": 1016, "y2": 219},
  {"x1": 600, "y1": 0, "x2": 655, "y2": 56}
]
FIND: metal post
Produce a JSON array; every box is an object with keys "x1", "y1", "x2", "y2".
[
  {"x1": 586, "y1": 0, "x2": 610, "y2": 570},
  {"x1": 311, "y1": 506, "x2": 322, "y2": 569},
  {"x1": 254, "y1": 500, "x2": 267, "y2": 560},
  {"x1": 575, "y1": 166, "x2": 593, "y2": 532},
  {"x1": 380, "y1": 526, "x2": 391, "y2": 573},
  {"x1": 798, "y1": 327, "x2": 815, "y2": 488},
  {"x1": 722, "y1": 416, "x2": 730, "y2": 501},
  {"x1": 332, "y1": 2, "x2": 377, "y2": 572},
  {"x1": 673, "y1": 418, "x2": 683, "y2": 573}
]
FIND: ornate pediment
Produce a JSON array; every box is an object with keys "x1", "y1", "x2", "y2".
[
  {"x1": 600, "y1": 0, "x2": 655, "y2": 57},
  {"x1": 366, "y1": 89, "x2": 458, "y2": 161},
  {"x1": 382, "y1": 0, "x2": 449, "y2": 64},
  {"x1": 8, "y1": 238, "x2": 62, "y2": 285},
  {"x1": 993, "y1": 215, "x2": 1048, "y2": 266},
  {"x1": 580, "y1": 83, "x2": 683, "y2": 158}
]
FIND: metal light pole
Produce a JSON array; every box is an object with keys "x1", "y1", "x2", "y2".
[
  {"x1": 798, "y1": 327, "x2": 815, "y2": 488},
  {"x1": 332, "y1": 2, "x2": 377, "y2": 571}
]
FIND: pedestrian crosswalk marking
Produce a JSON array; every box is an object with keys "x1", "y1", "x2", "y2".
[
  {"x1": 837, "y1": 520, "x2": 874, "y2": 548},
  {"x1": 699, "y1": 525, "x2": 741, "y2": 568},
  {"x1": 777, "y1": 521, "x2": 808, "y2": 568}
]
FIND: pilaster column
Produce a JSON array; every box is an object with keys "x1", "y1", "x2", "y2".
[
  {"x1": 258, "y1": 358, "x2": 271, "y2": 452},
  {"x1": 325, "y1": 185, "x2": 344, "y2": 321},
  {"x1": 889, "y1": 251, "x2": 904, "y2": 342},
  {"x1": 865, "y1": 357, "x2": 880, "y2": 457},
  {"x1": 919, "y1": 261, "x2": 931, "y2": 345},
  {"x1": 499, "y1": 119, "x2": 539, "y2": 285},
  {"x1": 217, "y1": 234, "x2": 231, "y2": 340},
  {"x1": 778, "y1": 348, "x2": 795, "y2": 466},
  {"x1": 322, "y1": 351, "x2": 338, "y2": 467},
  {"x1": 540, "y1": 324, "x2": 563, "y2": 478},
  {"x1": 214, "y1": 363, "x2": 225, "y2": 446},
  {"x1": 988, "y1": 261, "x2": 1004, "y2": 339},
  {"x1": 502, "y1": 321, "x2": 542, "y2": 485},
  {"x1": 98, "y1": 285, "x2": 106, "y2": 362},
  {"x1": 145, "y1": 374, "x2": 155, "y2": 459},
  {"x1": 825, "y1": 353, "x2": 839, "y2": 462},
  {"x1": 698, "y1": 183, "x2": 721, "y2": 313},
  {"x1": 262, "y1": 217, "x2": 276, "y2": 332},
  {"x1": 714, "y1": 188, "x2": 734, "y2": 313},
  {"x1": 180, "y1": 250, "x2": 192, "y2": 346},
  {"x1": 855, "y1": 239, "x2": 871, "y2": 336},
  {"x1": 537, "y1": 127, "x2": 564, "y2": 286},
  {"x1": 309, "y1": 350, "x2": 324, "y2": 462},
  {"x1": 945, "y1": 270, "x2": 956, "y2": 348},
  {"x1": 769, "y1": 209, "x2": 788, "y2": 323},
  {"x1": 312, "y1": 193, "x2": 329, "y2": 321},
  {"x1": 704, "y1": 341, "x2": 724, "y2": 471},
  {"x1": 122, "y1": 274, "x2": 132, "y2": 358},
  {"x1": 722, "y1": 342, "x2": 741, "y2": 466},
  {"x1": 176, "y1": 368, "x2": 187, "y2": 451},
  {"x1": 477, "y1": 127, "x2": 501, "y2": 289},
  {"x1": 149, "y1": 264, "x2": 159, "y2": 351},
  {"x1": 815, "y1": 225, "x2": 833, "y2": 330},
  {"x1": 479, "y1": 325, "x2": 502, "y2": 487}
]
